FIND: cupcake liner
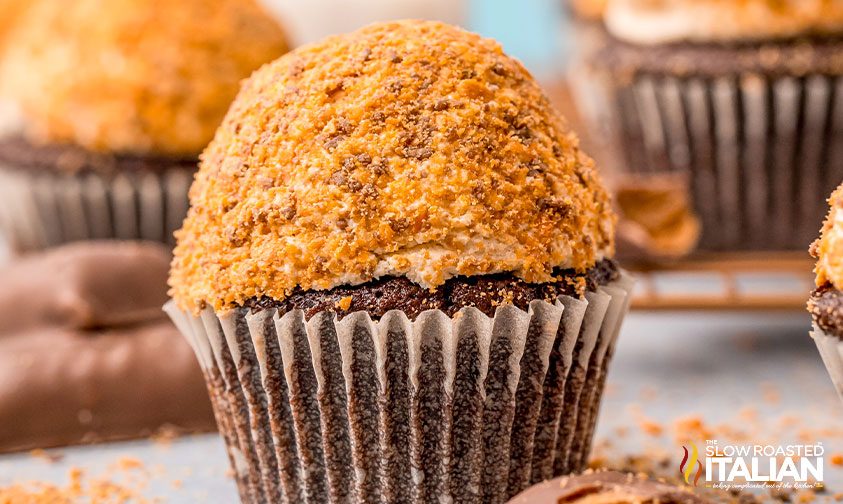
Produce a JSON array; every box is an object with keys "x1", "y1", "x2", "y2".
[
  {"x1": 165, "y1": 272, "x2": 633, "y2": 503},
  {"x1": 811, "y1": 323, "x2": 843, "y2": 402},
  {"x1": 167, "y1": 308, "x2": 258, "y2": 504},
  {"x1": 0, "y1": 165, "x2": 193, "y2": 253},
  {"x1": 572, "y1": 65, "x2": 843, "y2": 251}
]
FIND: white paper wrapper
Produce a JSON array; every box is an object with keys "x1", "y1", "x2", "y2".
[
  {"x1": 0, "y1": 165, "x2": 193, "y2": 253},
  {"x1": 165, "y1": 273, "x2": 634, "y2": 504},
  {"x1": 571, "y1": 60, "x2": 843, "y2": 252},
  {"x1": 811, "y1": 323, "x2": 843, "y2": 402}
]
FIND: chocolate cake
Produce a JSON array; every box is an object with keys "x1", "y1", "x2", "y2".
[
  {"x1": 0, "y1": 0, "x2": 288, "y2": 252},
  {"x1": 809, "y1": 285, "x2": 843, "y2": 338},
  {"x1": 247, "y1": 259, "x2": 620, "y2": 320},
  {"x1": 569, "y1": 0, "x2": 843, "y2": 252},
  {"x1": 166, "y1": 20, "x2": 632, "y2": 503},
  {"x1": 507, "y1": 470, "x2": 710, "y2": 503}
]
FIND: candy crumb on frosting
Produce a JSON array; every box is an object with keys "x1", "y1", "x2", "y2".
[
  {"x1": 169, "y1": 20, "x2": 615, "y2": 314},
  {"x1": 812, "y1": 184, "x2": 843, "y2": 290}
]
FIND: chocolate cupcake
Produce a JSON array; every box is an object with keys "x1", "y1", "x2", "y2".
[
  {"x1": 165, "y1": 20, "x2": 633, "y2": 503},
  {"x1": 0, "y1": 0, "x2": 287, "y2": 252},
  {"x1": 570, "y1": 0, "x2": 843, "y2": 251},
  {"x1": 507, "y1": 469, "x2": 710, "y2": 503},
  {"x1": 809, "y1": 184, "x2": 843, "y2": 398}
]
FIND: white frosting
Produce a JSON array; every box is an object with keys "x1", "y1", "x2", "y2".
[{"x1": 605, "y1": 0, "x2": 843, "y2": 45}]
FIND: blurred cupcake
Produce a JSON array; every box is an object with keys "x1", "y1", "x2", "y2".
[
  {"x1": 508, "y1": 469, "x2": 710, "y2": 503},
  {"x1": 572, "y1": 0, "x2": 843, "y2": 251},
  {"x1": 566, "y1": 0, "x2": 610, "y2": 59},
  {"x1": 809, "y1": 183, "x2": 843, "y2": 399},
  {"x1": 568, "y1": 0, "x2": 607, "y2": 22},
  {"x1": 0, "y1": 0, "x2": 287, "y2": 252},
  {"x1": 165, "y1": 20, "x2": 633, "y2": 503}
]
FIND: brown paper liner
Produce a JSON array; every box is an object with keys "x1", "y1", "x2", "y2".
[
  {"x1": 572, "y1": 59, "x2": 843, "y2": 251},
  {"x1": 0, "y1": 165, "x2": 193, "y2": 253},
  {"x1": 165, "y1": 273, "x2": 633, "y2": 503}
]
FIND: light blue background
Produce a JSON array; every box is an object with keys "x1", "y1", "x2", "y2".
[{"x1": 468, "y1": 0, "x2": 571, "y2": 78}]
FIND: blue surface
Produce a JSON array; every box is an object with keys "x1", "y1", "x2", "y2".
[{"x1": 469, "y1": 0, "x2": 569, "y2": 78}]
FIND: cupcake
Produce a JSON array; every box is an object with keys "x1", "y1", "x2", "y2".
[
  {"x1": 165, "y1": 20, "x2": 633, "y2": 503},
  {"x1": 507, "y1": 469, "x2": 709, "y2": 503},
  {"x1": 809, "y1": 184, "x2": 843, "y2": 398},
  {"x1": 570, "y1": 0, "x2": 843, "y2": 251},
  {"x1": 0, "y1": 0, "x2": 287, "y2": 252}
]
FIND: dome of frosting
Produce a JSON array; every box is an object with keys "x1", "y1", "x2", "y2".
[
  {"x1": 0, "y1": 0, "x2": 288, "y2": 156},
  {"x1": 169, "y1": 20, "x2": 615, "y2": 313},
  {"x1": 813, "y1": 184, "x2": 843, "y2": 290},
  {"x1": 605, "y1": 0, "x2": 843, "y2": 45}
]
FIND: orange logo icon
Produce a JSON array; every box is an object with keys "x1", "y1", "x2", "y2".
[{"x1": 680, "y1": 443, "x2": 704, "y2": 486}]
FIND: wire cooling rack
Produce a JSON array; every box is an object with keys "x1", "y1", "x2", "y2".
[{"x1": 625, "y1": 252, "x2": 815, "y2": 311}]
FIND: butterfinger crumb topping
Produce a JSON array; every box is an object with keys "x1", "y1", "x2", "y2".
[
  {"x1": 0, "y1": 0, "x2": 288, "y2": 156},
  {"x1": 169, "y1": 20, "x2": 615, "y2": 313},
  {"x1": 812, "y1": 184, "x2": 843, "y2": 290}
]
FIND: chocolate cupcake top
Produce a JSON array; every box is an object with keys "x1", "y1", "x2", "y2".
[
  {"x1": 604, "y1": 0, "x2": 843, "y2": 45},
  {"x1": 169, "y1": 20, "x2": 615, "y2": 313},
  {"x1": 507, "y1": 470, "x2": 710, "y2": 503},
  {"x1": 0, "y1": 0, "x2": 287, "y2": 156},
  {"x1": 813, "y1": 184, "x2": 843, "y2": 291}
]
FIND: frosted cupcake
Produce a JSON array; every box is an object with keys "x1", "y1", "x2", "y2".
[
  {"x1": 809, "y1": 184, "x2": 843, "y2": 399},
  {"x1": 166, "y1": 20, "x2": 633, "y2": 503},
  {"x1": 0, "y1": 0, "x2": 287, "y2": 252},
  {"x1": 572, "y1": 0, "x2": 843, "y2": 251}
]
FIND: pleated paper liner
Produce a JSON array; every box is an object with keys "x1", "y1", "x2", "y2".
[
  {"x1": 0, "y1": 165, "x2": 193, "y2": 253},
  {"x1": 811, "y1": 323, "x2": 843, "y2": 403},
  {"x1": 571, "y1": 67, "x2": 843, "y2": 252},
  {"x1": 165, "y1": 273, "x2": 634, "y2": 504}
]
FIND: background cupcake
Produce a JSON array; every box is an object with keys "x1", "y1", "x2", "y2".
[
  {"x1": 166, "y1": 20, "x2": 632, "y2": 504},
  {"x1": 809, "y1": 183, "x2": 843, "y2": 399},
  {"x1": 571, "y1": 0, "x2": 843, "y2": 251},
  {"x1": 0, "y1": 0, "x2": 288, "y2": 253}
]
